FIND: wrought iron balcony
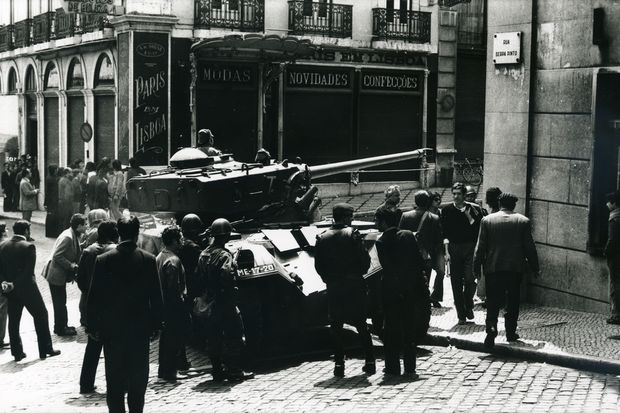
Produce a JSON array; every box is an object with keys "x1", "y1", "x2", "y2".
[
  {"x1": 195, "y1": 0, "x2": 265, "y2": 32},
  {"x1": 372, "y1": 9, "x2": 431, "y2": 43},
  {"x1": 77, "y1": 13, "x2": 109, "y2": 33},
  {"x1": 54, "y1": 8, "x2": 76, "y2": 39},
  {"x1": 0, "y1": 25, "x2": 13, "y2": 52},
  {"x1": 288, "y1": 1, "x2": 352, "y2": 38},
  {"x1": 33, "y1": 12, "x2": 54, "y2": 44},
  {"x1": 13, "y1": 19, "x2": 32, "y2": 48}
]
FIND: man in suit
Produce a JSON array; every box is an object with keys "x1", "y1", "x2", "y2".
[
  {"x1": 77, "y1": 220, "x2": 118, "y2": 394},
  {"x1": 45, "y1": 213, "x2": 87, "y2": 336},
  {"x1": 0, "y1": 220, "x2": 60, "y2": 361},
  {"x1": 399, "y1": 190, "x2": 444, "y2": 307},
  {"x1": 473, "y1": 193, "x2": 540, "y2": 348},
  {"x1": 315, "y1": 203, "x2": 375, "y2": 377},
  {"x1": 87, "y1": 216, "x2": 164, "y2": 413},
  {"x1": 375, "y1": 205, "x2": 427, "y2": 378},
  {"x1": 19, "y1": 169, "x2": 39, "y2": 222}
]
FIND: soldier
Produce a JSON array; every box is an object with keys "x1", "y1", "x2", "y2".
[
  {"x1": 315, "y1": 203, "x2": 375, "y2": 377},
  {"x1": 196, "y1": 218, "x2": 253, "y2": 382},
  {"x1": 375, "y1": 205, "x2": 427, "y2": 378}
]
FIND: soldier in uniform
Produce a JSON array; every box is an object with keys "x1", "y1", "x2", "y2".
[
  {"x1": 315, "y1": 203, "x2": 375, "y2": 377},
  {"x1": 196, "y1": 218, "x2": 253, "y2": 382},
  {"x1": 375, "y1": 205, "x2": 427, "y2": 378}
]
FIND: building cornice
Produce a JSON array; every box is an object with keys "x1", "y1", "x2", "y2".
[{"x1": 110, "y1": 14, "x2": 179, "y2": 34}]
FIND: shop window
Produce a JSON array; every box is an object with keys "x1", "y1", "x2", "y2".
[
  {"x1": 44, "y1": 62, "x2": 59, "y2": 90},
  {"x1": 25, "y1": 66, "x2": 37, "y2": 92},
  {"x1": 67, "y1": 58, "x2": 84, "y2": 89},
  {"x1": 7, "y1": 68, "x2": 17, "y2": 94},
  {"x1": 94, "y1": 54, "x2": 114, "y2": 88}
]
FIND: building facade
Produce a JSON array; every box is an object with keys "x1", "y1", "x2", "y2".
[
  {"x1": 484, "y1": 0, "x2": 620, "y2": 313},
  {"x1": 0, "y1": 0, "x2": 478, "y2": 203}
]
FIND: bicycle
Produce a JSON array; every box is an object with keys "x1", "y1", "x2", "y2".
[{"x1": 454, "y1": 157, "x2": 483, "y2": 185}]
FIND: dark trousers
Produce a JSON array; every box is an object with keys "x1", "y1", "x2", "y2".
[
  {"x1": 485, "y1": 271, "x2": 522, "y2": 337},
  {"x1": 103, "y1": 335, "x2": 150, "y2": 413},
  {"x1": 608, "y1": 258, "x2": 620, "y2": 319},
  {"x1": 383, "y1": 301, "x2": 416, "y2": 374},
  {"x1": 7, "y1": 288, "x2": 53, "y2": 357},
  {"x1": 430, "y1": 252, "x2": 445, "y2": 302},
  {"x1": 80, "y1": 335, "x2": 103, "y2": 390},
  {"x1": 21, "y1": 210, "x2": 32, "y2": 222},
  {"x1": 448, "y1": 242, "x2": 476, "y2": 320},
  {"x1": 49, "y1": 283, "x2": 68, "y2": 331},
  {"x1": 158, "y1": 321, "x2": 185, "y2": 379},
  {"x1": 207, "y1": 306, "x2": 245, "y2": 375},
  {"x1": 331, "y1": 319, "x2": 374, "y2": 365}
]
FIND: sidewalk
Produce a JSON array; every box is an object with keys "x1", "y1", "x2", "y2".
[{"x1": 1, "y1": 191, "x2": 619, "y2": 375}]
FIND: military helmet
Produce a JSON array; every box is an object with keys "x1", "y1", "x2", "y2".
[
  {"x1": 181, "y1": 213, "x2": 204, "y2": 235},
  {"x1": 210, "y1": 218, "x2": 232, "y2": 236}
]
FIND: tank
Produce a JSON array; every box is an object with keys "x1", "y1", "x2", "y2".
[{"x1": 127, "y1": 147, "x2": 432, "y2": 355}]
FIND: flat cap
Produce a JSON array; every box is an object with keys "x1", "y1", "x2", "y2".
[{"x1": 198, "y1": 128, "x2": 214, "y2": 137}]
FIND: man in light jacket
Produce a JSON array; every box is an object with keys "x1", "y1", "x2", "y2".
[
  {"x1": 473, "y1": 193, "x2": 539, "y2": 348},
  {"x1": 19, "y1": 169, "x2": 39, "y2": 222},
  {"x1": 45, "y1": 213, "x2": 87, "y2": 336}
]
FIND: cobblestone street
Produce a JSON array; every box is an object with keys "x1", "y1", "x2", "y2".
[{"x1": 0, "y1": 217, "x2": 619, "y2": 412}]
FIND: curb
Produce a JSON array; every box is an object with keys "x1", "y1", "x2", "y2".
[{"x1": 425, "y1": 333, "x2": 620, "y2": 376}]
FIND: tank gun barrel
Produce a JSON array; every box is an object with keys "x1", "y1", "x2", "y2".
[{"x1": 308, "y1": 148, "x2": 431, "y2": 179}]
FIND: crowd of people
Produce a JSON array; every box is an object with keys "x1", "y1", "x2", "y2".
[{"x1": 2, "y1": 174, "x2": 620, "y2": 412}]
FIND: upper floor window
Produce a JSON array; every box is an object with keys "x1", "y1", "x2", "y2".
[
  {"x1": 94, "y1": 54, "x2": 114, "y2": 88},
  {"x1": 7, "y1": 68, "x2": 17, "y2": 94},
  {"x1": 44, "y1": 62, "x2": 59, "y2": 89},
  {"x1": 67, "y1": 58, "x2": 84, "y2": 89},
  {"x1": 25, "y1": 66, "x2": 36, "y2": 92}
]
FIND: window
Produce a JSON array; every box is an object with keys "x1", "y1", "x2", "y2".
[
  {"x1": 303, "y1": 0, "x2": 313, "y2": 17},
  {"x1": 67, "y1": 58, "x2": 84, "y2": 89},
  {"x1": 94, "y1": 54, "x2": 114, "y2": 88},
  {"x1": 44, "y1": 62, "x2": 59, "y2": 89},
  {"x1": 25, "y1": 66, "x2": 36, "y2": 92},
  {"x1": 318, "y1": 0, "x2": 328, "y2": 18},
  {"x1": 7, "y1": 68, "x2": 17, "y2": 94}
]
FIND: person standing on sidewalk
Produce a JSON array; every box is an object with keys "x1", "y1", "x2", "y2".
[
  {"x1": 45, "y1": 213, "x2": 87, "y2": 336},
  {"x1": 0, "y1": 220, "x2": 60, "y2": 361},
  {"x1": 156, "y1": 226, "x2": 191, "y2": 382},
  {"x1": 473, "y1": 193, "x2": 539, "y2": 348},
  {"x1": 19, "y1": 169, "x2": 39, "y2": 223},
  {"x1": 375, "y1": 205, "x2": 426, "y2": 378},
  {"x1": 44, "y1": 165, "x2": 60, "y2": 237},
  {"x1": 77, "y1": 220, "x2": 118, "y2": 394},
  {"x1": 441, "y1": 182, "x2": 484, "y2": 325},
  {"x1": 399, "y1": 190, "x2": 443, "y2": 308},
  {"x1": 87, "y1": 215, "x2": 164, "y2": 413},
  {"x1": 58, "y1": 168, "x2": 76, "y2": 230},
  {"x1": 108, "y1": 160, "x2": 126, "y2": 220},
  {"x1": 196, "y1": 218, "x2": 254, "y2": 382},
  {"x1": 315, "y1": 203, "x2": 375, "y2": 378},
  {"x1": 0, "y1": 224, "x2": 8, "y2": 349},
  {"x1": 605, "y1": 190, "x2": 620, "y2": 325},
  {"x1": 475, "y1": 187, "x2": 502, "y2": 309}
]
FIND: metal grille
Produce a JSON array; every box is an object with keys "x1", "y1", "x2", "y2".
[
  {"x1": 288, "y1": 1, "x2": 353, "y2": 39},
  {"x1": 195, "y1": 0, "x2": 265, "y2": 32},
  {"x1": 32, "y1": 12, "x2": 54, "y2": 44},
  {"x1": 372, "y1": 9, "x2": 431, "y2": 43},
  {"x1": 13, "y1": 19, "x2": 32, "y2": 48},
  {"x1": 0, "y1": 25, "x2": 13, "y2": 52}
]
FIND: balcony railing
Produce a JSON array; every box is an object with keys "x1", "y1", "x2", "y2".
[
  {"x1": 54, "y1": 9, "x2": 76, "y2": 39},
  {"x1": 288, "y1": 1, "x2": 352, "y2": 38},
  {"x1": 13, "y1": 19, "x2": 32, "y2": 48},
  {"x1": 33, "y1": 12, "x2": 54, "y2": 44},
  {"x1": 372, "y1": 9, "x2": 431, "y2": 43},
  {"x1": 195, "y1": 0, "x2": 264, "y2": 32},
  {"x1": 0, "y1": 25, "x2": 13, "y2": 52}
]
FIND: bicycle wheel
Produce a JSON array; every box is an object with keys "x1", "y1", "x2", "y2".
[{"x1": 463, "y1": 166, "x2": 482, "y2": 185}]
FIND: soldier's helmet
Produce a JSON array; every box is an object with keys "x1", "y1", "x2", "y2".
[
  {"x1": 210, "y1": 218, "x2": 232, "y2": 236},
  {"x1": 181, "y1": 213, "x2": 204, "y2": 236}
]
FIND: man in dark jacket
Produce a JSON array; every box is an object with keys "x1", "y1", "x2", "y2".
[
  {"x1": 473, "y1": 193, "x2": 540, "y2": 347},
  {"x1": 605, "y1": 191, "x2": 620, "y2": 325},
  {"x1": 375, "y1": 206, "x2": 427, "y2": 378},
  {"x1": 44, "y1": 164, "x2": 60, "y2": 237},
  {"x1": 315, "y1": 203, "x2": 375, "y2": 377},
  {"x1": 0, "y1": 220, "x2": 60, "y2": 361},
  {"x1": 441, "y1": 182, "x2": 484, "y2": 324},
  {"x1": 196, "y1": 218, "x2": 253, "y2": 382},
  {"x1": 87, "y1": 216, "x2": 164, "y2": 413},
  {"x1": 399, "y1": 190, "x2": 444, "y2": 307},
  {"x1": 77, "y1": 220, "x2": 118, "y2": 393}
]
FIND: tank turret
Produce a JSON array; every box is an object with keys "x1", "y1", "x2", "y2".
[{"x1": 126, "y1": 147, "x2": 430, "y2": 224}]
